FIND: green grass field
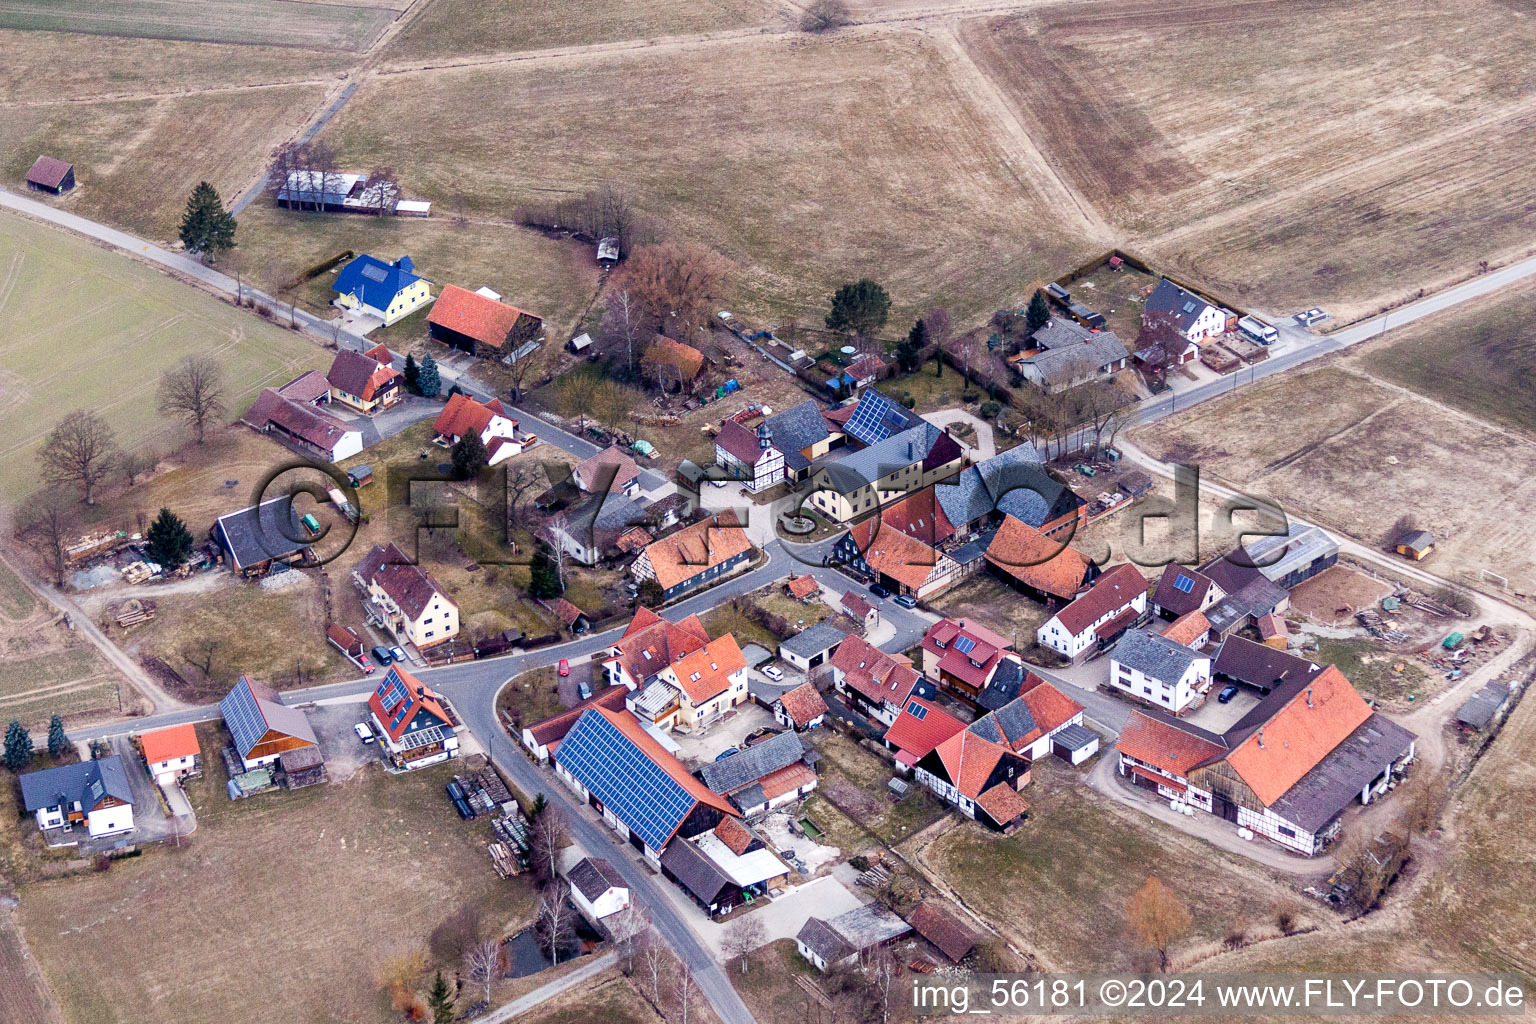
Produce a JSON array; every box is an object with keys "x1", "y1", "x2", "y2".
[
  {"x1": 0, "y1": 212, "x2": 330, "y2": 501},
  {"x1": 0, "y1": 0, "x2": 397, "y2": 51},
  {"x1": 1356, "y1": 280, "x2": 1536, "y2": 436}
]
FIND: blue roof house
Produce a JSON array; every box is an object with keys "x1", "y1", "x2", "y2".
[{"x1": 333, "y1": 254, "x2": 434, "y2": 326}]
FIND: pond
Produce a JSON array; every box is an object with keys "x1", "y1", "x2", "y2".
[{"x1": 502, "y1": 915, "x2": 604, "y2": 979}]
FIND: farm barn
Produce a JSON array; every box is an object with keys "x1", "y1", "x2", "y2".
[{"x1": 25, "y1": 156, "x2": 75, "y2": 195}]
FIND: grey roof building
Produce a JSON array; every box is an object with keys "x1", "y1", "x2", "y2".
[
  {"x1": 568, "y1": 857, "x2": 628, "y2": 903},
  {"x1": 212, "y1": 496, "x2": 311, "y2": 573},
  {"x1": 778, "y1": 620, "x2": 851, "y2": 668},
  {"x1": 1113, "y1": 628, "x2": 1205, "y2": 684},
  {"x1": 19, "y1": 756, "x2": 133, "y2": 816},
  {"x1": 933, "y1": 442, "x2": 1083, "y2": 536},
  {"x1": 1242, "y1": 521, "x2": 1339, "y2": 588},
  {"x1": 764, "y1": 401, "x2": 832, "y2": 472},
  {"x1": 821, "y1": 423, "x2": 956, "y2": 494},
  {"x1": 698, "y1": 731, "x2": 817, "y2": 797},
  {"x1": 1265, "y1": 715, "x2": 1419, "y2": 834},
  {"x1": 1455, "y1": 681, "x2": 1511, "y2": 730},
  {"x1": 1016, "y1": 318, "x2": 1130, "y2": 392}
]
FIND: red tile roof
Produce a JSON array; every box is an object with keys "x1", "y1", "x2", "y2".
[
  {"x1": 433, "y1": 392, "x2": 512, "y2": 441},
  {"x1": 641, "y1": 511, "x2": 753, "y2": 591},
  {"x1": 922, "y1": 618, "x2": 1014, "y2": 689},
  {"x1": 524, "y1": 687, "x2": 629, "y2": 750},
  {"x1": 974, "y1": 782, "x2": 1030, "y2": 826},
  {"x1": 908, "y1": 901, "x2": 976, "y2": 963},
  {"x1": 608, "y1": 607, "x2": 711, "y2": 684},
  {"x1": 778, "y1": 682, "x2": 828, "y2": 728},
  {"x1": 591, "y1": 705, "x2": 739, "y2": 820},
  {"x1": 552, "y1": 598, "x2": 586, "y2": 626},
  {"x1": 714, "y1": 815, "x2": 755, "y2": 855},
  {"x1": 1015, "y1": 678, "x2": 1084, "y2": 742},
  {"x1": 139, "y1": 723, "x2": 200, "y2": 765},
  {"x1": 615, "y1": 527, "x2": 652, "y2": 554},
  {"x1": 1115, "y1": 712, "x2": 1226, "y2": 778},
  {"x1": 427, "y1": 284, "x2": 540, "y2": 349},
  {"x1": 1052, "y1": 562, "x2": 1147, "y2": 636},
  {"x1": 879, "y1": 488, "x2": 956, "y2": 547},
  {"x1": 368, "y1": 666, "x2": 453, "y2": 743},
  {"x1": 830, "y1": 634, "x2": 922, "y2": 708},
  {"x1": 935, "y1": 729, "x2": 1009, "y2": 800},
  {"x1": 845, "y1": 518, "x2": 952, "y2": 594},
  {"x1": 372, "y1": 560, "x2": 454, "y2": 620},
  {"x1": 1224, "y1": 666, "x2": 1372, "y2": 806},
  {"x1": 758, "y1": 761, "x2": 818, "y2": 801},
  {"x1": 1162, "y1": 610, "x2": 1210, "y2": 647},
  {"x1": 671, "y1": 634, "x2": 746, "y2": 704},
  {"x1": 985, "y1": 516, "x2": 1092, "y2": 600},
  {"x1": 841, "y1": 591, "x2": 875, "y2": 621},
  {"x1": 787, "y1": 575, "x2": 820, "y2": 600},
  {"x1": 716, "y1": 418, "x2": 772, "y2": 465},
  {"x1": 241, "y1": 388, "x2": 358, "y2": 453},
  {"x1": 882, "y1": 697, "x2": 966, "y2": 760}
]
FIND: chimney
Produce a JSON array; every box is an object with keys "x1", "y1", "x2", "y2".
[
  {"x1": 1306, "y1": 687, "x2": 1313, "y2": 708},
  {"x1": 1256, "y1": 728, "x2": 1264, "y2": 749}
]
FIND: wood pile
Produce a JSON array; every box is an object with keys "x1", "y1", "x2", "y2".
[
  {"x1": 111, "y1": 598, "x2": 157, "y2": 627},
  {"x1": 487, "y1": 842, "x2": 517, "y2": 878}
]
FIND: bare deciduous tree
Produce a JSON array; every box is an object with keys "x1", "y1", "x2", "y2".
[
  {"x1": 367, "y1": 165, "x2": 402, "y2": 215},
  {"x1": 800, "y1": 0, "x2": 849, "y2": 32},
  {"x1": 672, "y1": 956, "x2": 697, "y2": 1024},
  {"x1": 868, "y1": 947, "x2": 899, "y2": 1024},
  {"x1": 601, "y1": 288, "x2": 645, "y2": 376},
  {"x1": 639, "y1": 929, "x2": 672, "y2": 1008},
  {"x1": 536, "y1": 881, "x2": 575, "y2": 964},
  {"x1": 25, "y1": 493, "x2": 77, "y2": 586},
  {"x1": 1125, "y1": 876, "x2": 1191, "y2": 971},
  {"x1": 158, "y1": 355, "x2": 227, "y2": 444},
  {"x1": 464, "y1": 938, "x2": 502, "y2": 1006},
  {"x1": 429, "y1": 904, "x2": 486, "y2": 964},
  {"x1": 182, "y1": 637, "x2": 220, "y2": 680},
  {"x1": 722, "y1": 914, "x2": 766, "y2": 974},
  {"x1": 609, "y1": 904, "x2": 648, "y2": 977},
  {"x1": 553, "y1": 374, "x2": 599, "y2": 435},
  {"x1": 38, "y1": 409, "x2": 119, "y2": 505},
  {"x1": 617, "y1": 241, "x2": 729, "y2": 344}
]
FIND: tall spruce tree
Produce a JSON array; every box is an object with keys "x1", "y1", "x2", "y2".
[
  {"x1": 47, "y1": 714, "x2": 68, "y2": 759},
  {"x1": 417, "y1": 354, "x2": 441, "y2": 398},
  {"x1": 896, "y1": 319, "x2": 926, "y2": 372},
  {"x1": 145, "y1": 507, "x2": 194, "y2": 569},
  {"x1": 1026, "y1": 289, "x2": 1052, "y2": 333},
  {"x1": 178, "y1": 181, "x2": 237, "y2": 262},
  {"x1": 4, "y1": 720, "x2": 33, "y2": 771},
  {"x1": 451, "y1": 432, "x2": 487, "y2": 479},
  {"x1": 427, "y1": 971, "x2": 455, "y2": 1024},
  {"x1": 825, "y1": 279, "x2": 890, "y2": 337},
  {"x1": 404, "y1": 353, "x2": 420, "y2": 393},
  {"x1": 528, "y1": 544, "x2": 563, "y2": 599}
]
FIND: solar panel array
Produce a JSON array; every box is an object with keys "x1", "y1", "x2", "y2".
[
  {"x1": 906, "y1": 700, "x2": 928, "y2": 721},
  {"x1": 952, "y1": 635, "x2": 977, "y2": 655},
  {"x1": 1173, "y1": 574, "x2": 1195, "y2": 594},
  {"x1": 556, "y1": 711, "x2": 697, "y2": 852},
  {"x1": 844, "y1": 391, "x2": 902, "y2": 447},
  {"x1": 218, "y1": 679, "x2": 269, "y2": 756},
  {"x1": 361, "y1": 263, "x2": 389, "y2": 283}
]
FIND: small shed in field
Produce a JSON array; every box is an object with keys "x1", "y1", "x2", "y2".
[
  {"x1": 26, "y1": 156, "x2": 75, "y2": 195},
  {"x1": 1395, "y1": 530, "x2": 1435, "y2": 561}
]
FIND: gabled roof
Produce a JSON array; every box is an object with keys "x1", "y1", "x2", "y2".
[
  {"x1": 19, "y1": 756, "x2": 132, "y2": 813},
  {"x1": 933, "y1": 443, "x2": 1047, "y2": 530},
  {"x1": 640, "y1": 511, "x2": 753, "y2": 591},
  {"x1": 427, "y1": 284, "x2": 539, "y2": 348},
  {"x1": 1111, "y1": 628, "x2": 1205, "y2": 683},
  {"x1": 213, "y1": 497, "x2": 309, "y2": 571},
  {"x1": 699, "y1": 730, "x2": 811, "y2": 796},
  {"x1": 368, "y1": 666, "x2": 453, "y2": 743},
  {"x1": 843, "y1": 518, "x2": 955, "y2": 593},
  {"x1": 371, "y1": 559, "x2": 454, "y2": 621},
  {"x1": 275, "y1": 369, "x2": 332, "y2": 404},
  {"x1": 714, "y1": 815, "x2": 757, "y2": 856},
  {"x1": 1223, "y1": 666, "x2": 1373, "y2": 806},
  {"x1": 551, "y1": 598, "x2": 587, "y2": 627},
  {"x1": 841, "y1": 591, "x2": 875, "y2": 620},
  {"x1": 1162, "y1": 610, "x2": 1210, "y2": 647},
  {"x1": 908, "y1": 901, "x2": 977, "y2": 963},
  {"x1": 797, "y1": 916, "x2": 853, "y2": 963},
  {"x1": 1115, "y1": 711, "x2": 1227, "y2": 778},
  {"x1": 1005, "y1": 678, "x2": 1083, "y2": 749},
  {"x1": 1151, "y1": 564, "x2": 1217, "y2": 616},
  {"x1": 241, "y1": 388, "x2": 360, "y2": 454},
  {"x1": 1144, "y1": 278, "x2": 1217, "y2": 333},
  {"x1": 780, "y1": 620, "x2": 850, "y2": 661},
  {"x1": 883, "y1": 697, "x2": 967, "y2": 762},
  {"x1": 334, "y1": 254, "x2": 424, "y2": 310},
  {"x1": 568, "y1": 857, "x2": 627, "y2": 903},
  {"x1": 879, "y1": 488, "x2": 957, "y2": 547},
  {"x1": 1266, "y1": 712, "x2": 1416, "y2": 833},
  {"x1": 615, "y1": 526, "x2": 652, "y2": 554},
  {"x1": 644, "y1": 335, "x2": 705, "y2": 379},
  {"x1": 609, "y1": 607, "x2": 711, "y2": 685},
  {"x1": 787, "y1": 575, "x2": 820, "y2": 600},
  {"x1": 26, "y1": 155, "x2": 73, "y2": 189},
  {"x1": 139, "y1": 724, "x2": 200, "y2": 765},
  {"x1": 326, "y1": 348, "x2": 401, "y2": 402},
  {"x1": 432, "y1": 393, "x2": 512, "y2": 441},
  {"x1": 661, "y1": 833, "x2": 737, "y2": 904},
  {"x1": 523, "y1": 686, "x2": 630, "y2": 751},
  {"x1": 763, "y1": 400, "x2": 831, "y2": 454},
  {"x1": 1053, "y1": 563, "x2": 1147, "y2": 636},
  {"x1": 1017, "y1": 318, "x2": 1129, "y2": 382},
  {"x1": 1212, "y1": 635, "x2": 1322, "y2": 692},
  {"x1": 839, "y1": 389, "x2": 922, "y2": 446},
  {"x1": 574, "y1": 447, "x2": 641, "y2": 494},
  {"x1": 974, "y1": 782, "x2": 1030, "y2": 827},
  {"x1": 984, "y1": 516, "x2": 1092, "y2": 599},
  {"x1": 555, "y1": 706, "x2": 737, "y2": 851},
  {"x1": 717, "y1": 418, "x2": 773, "y2": 465},
  {"x1": 824, "y1": 424, "x2": 958, "y2": 493},
  {"x1": 922, "y1": 618, "x2": 1013, "y2": 689},
  {"x1": 218, "y1": 676, "x2": 317, "y2": 759},
  {"x1": 1398, "y1": 529, "x2": 1435, "y2": 551},
  {"x1": 933, "y1": 728, "x2": 1009, "y2": 800},
  {"x1": 671, "y1": 634, "x2": 746, "y2": 704},
  {"x1": 777, "y1": 682, "x2": 829, "y2": 728},
  {"x1": 830, "y1": 634, "x2": 922, "y2": 708}
]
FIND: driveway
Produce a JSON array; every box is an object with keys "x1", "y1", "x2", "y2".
[
  {"x1": 109, "y1": 736, "x2": 175, "y2": 843},
  {"x1": 335, "y1": 394, "x2": 440, "y2": 448},
  {"x1": 673, "y1": 703, "x2": 776, "y2": 764},
  {"x1": 735, "y1": 875, "x2": 865, "y2": 950},
  {"x1": 925, "y1": 408, "x2": 996, "y2": 459},
  {"x1": 304, "y1": 700, "x2": 381, "y2": 782}
]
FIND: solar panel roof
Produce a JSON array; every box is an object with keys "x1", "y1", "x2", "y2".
[
  {"x1": 843, "y1": 390, "x2": 916, "y2": 447},
  {"x1": 555, "y1": 709, "x2": 699, "y2": 851},
  {"x1": 1173, "y1": 573, "x2": 1195, "y2": 594},
  {"x1": 953, "y1": 636, "x2": 977, "y2": 655},
  {"x1": 906, "y1": 701, "x2": 929, "y2": 720},
  {"x1": 218, "y1": 678, "x2": 270, "y2": 756},
  {"x1": 361, "y1": 263, "x2": 389, "y2": 282}
]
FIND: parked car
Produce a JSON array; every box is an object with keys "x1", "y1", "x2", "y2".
[
  {"x1": 357, "y1": 653, "x2": 376, "y2": 674},
  {"x1": 372, "y1": 645, "x2": 393, "y2": 665},
  {"x1": 353, "y1": 723, "x2": 375, "y2": 744},
  {"x1": 893, "y1": 594, "x2": 918, "y2": 609},
  {"x1": 558, "y1": 659, "x2": 570, "y2": 677},
  {"x1": 762, "y1": 665, "x2": 785, "y2": 681},
  {"x1": 578, "y1": 680, "x2": 592, "y2": 700},
  {"x1": 1217, "y1": 685, "x2": 1240, "y2": 704},
  {"x1": 715, "y1": 747, "x2": 740, "y2": 761},
  {"x1": 389, "y1": 646, "x2": 407, "y2": 664},
  {"x1": 869, "y1": 583, "x2": 892, "y2": 599}
]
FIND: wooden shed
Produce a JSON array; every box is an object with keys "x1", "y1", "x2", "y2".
[{"x1": 26, "y1": 156, "x2": 75, "y2": 195}]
